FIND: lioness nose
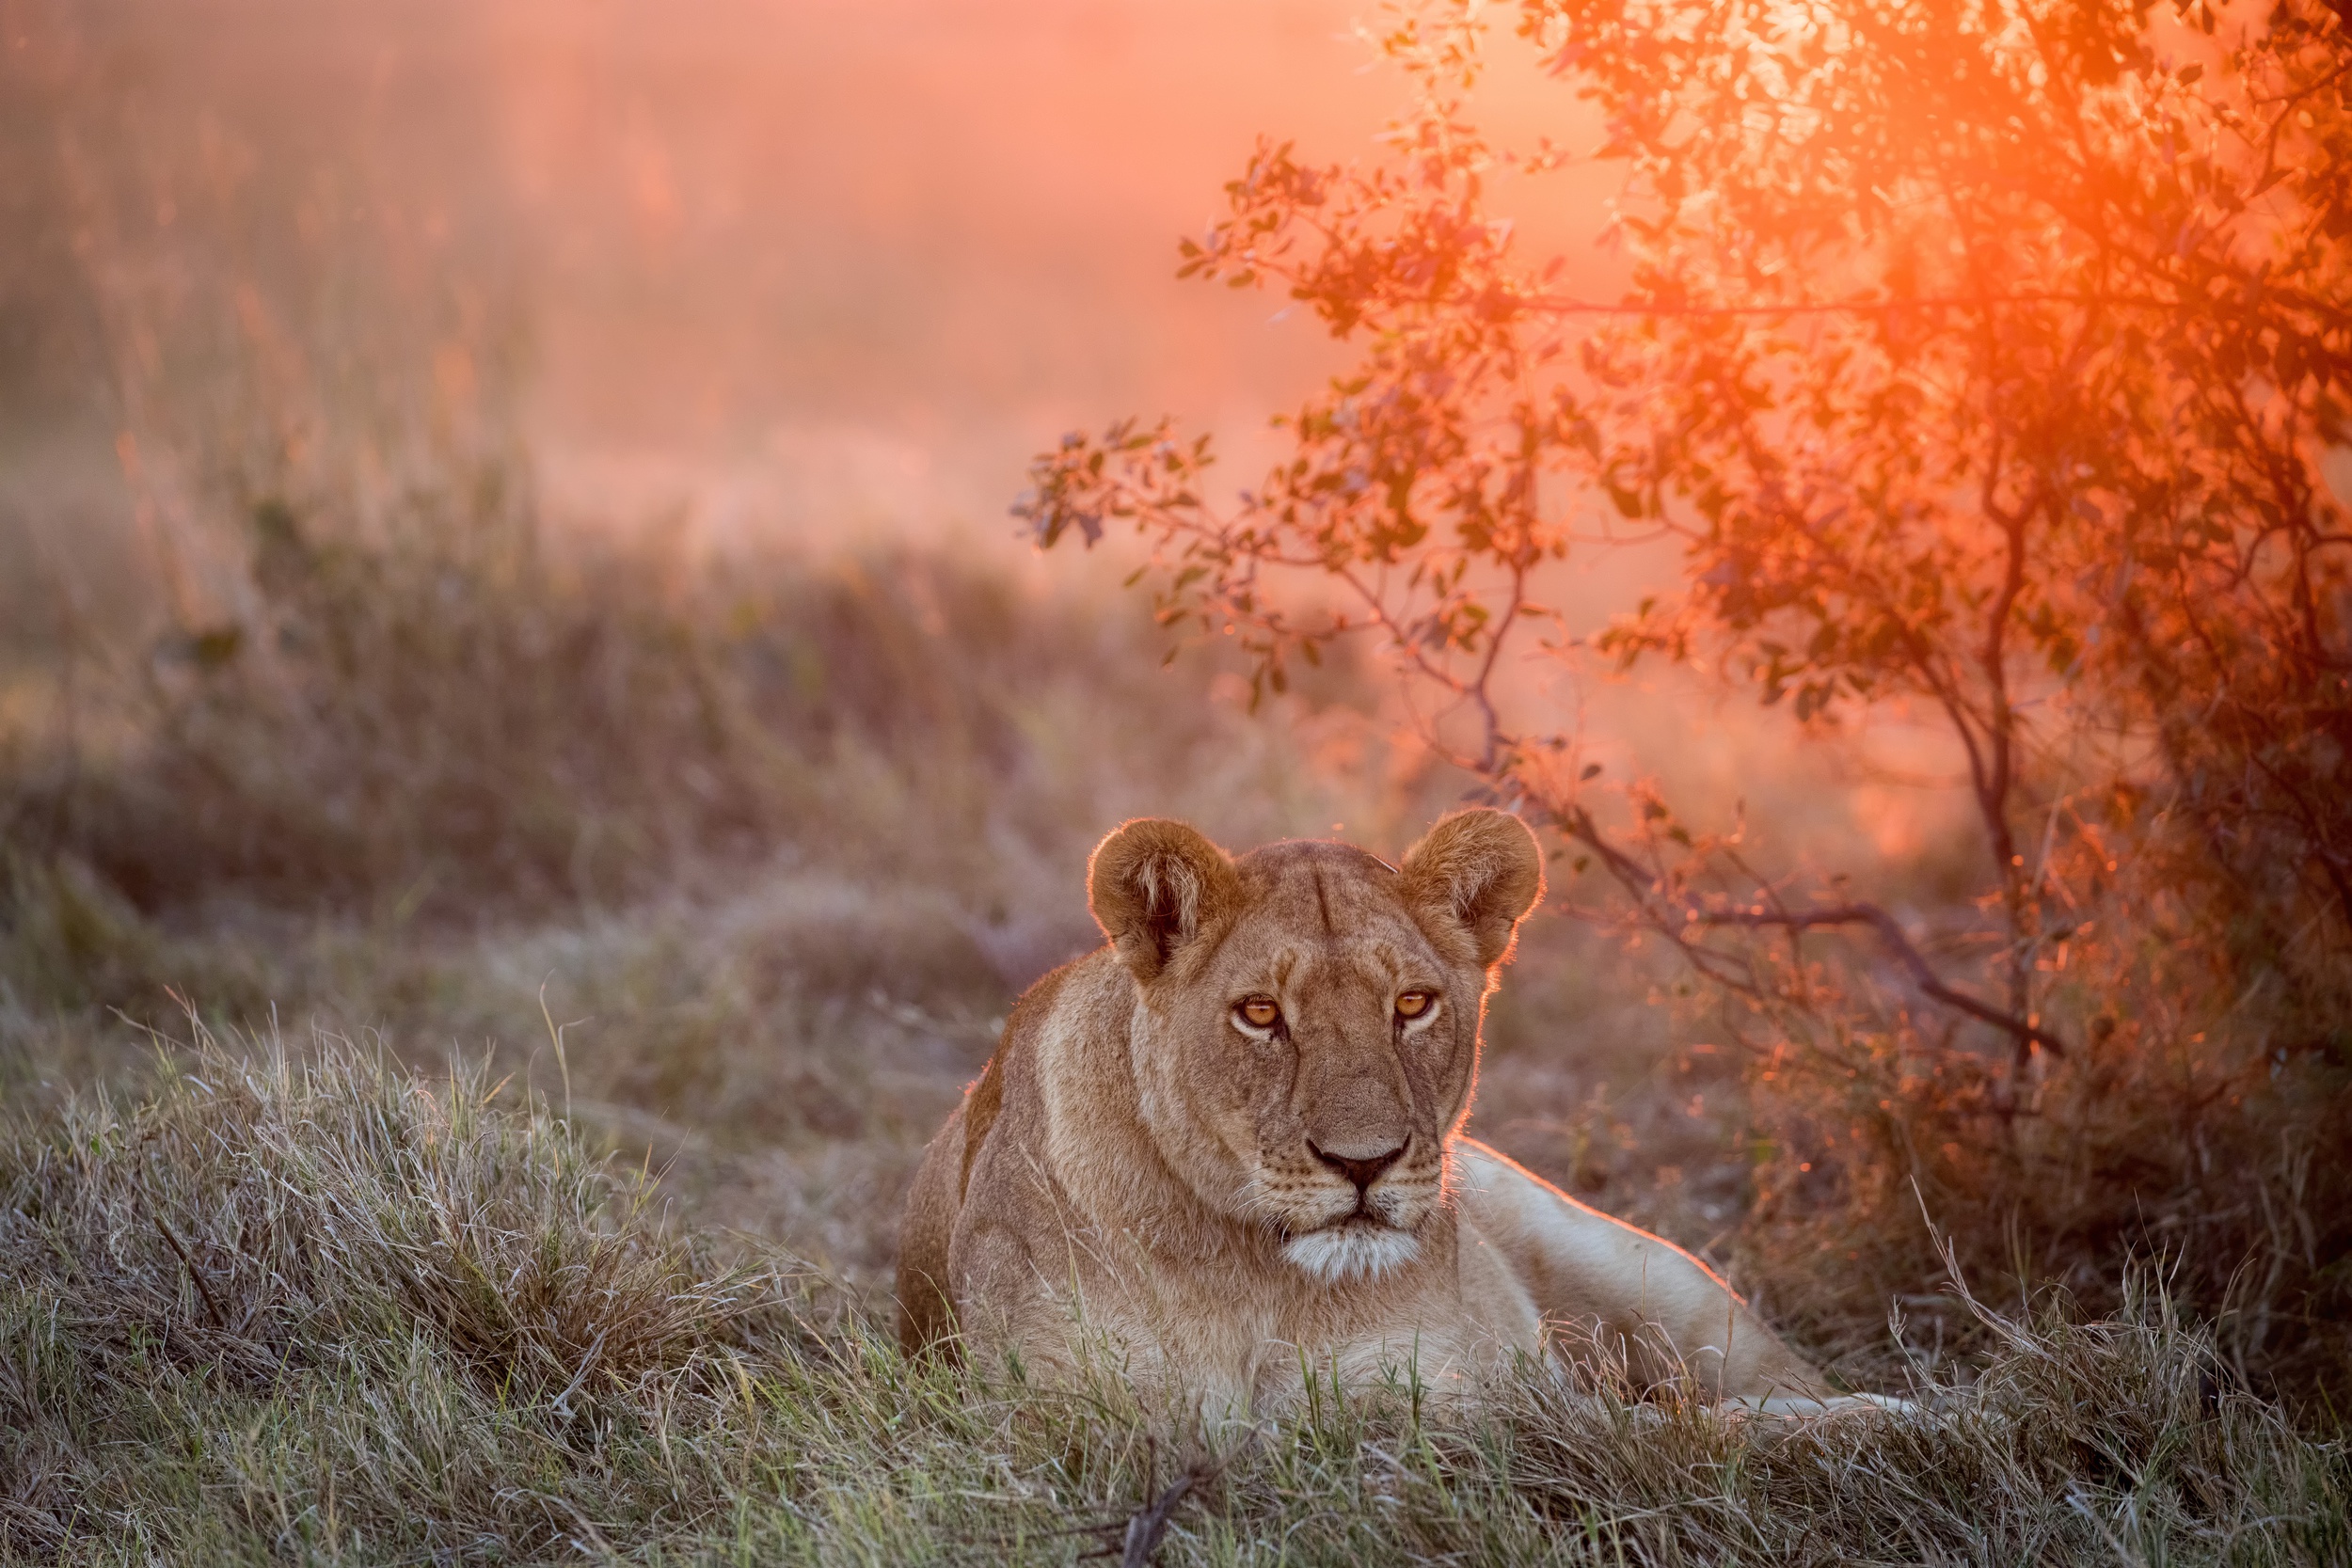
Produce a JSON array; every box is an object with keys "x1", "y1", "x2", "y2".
[{"x1": 1309, "y1": 1137, "x2": 1406, "y2": 1196}]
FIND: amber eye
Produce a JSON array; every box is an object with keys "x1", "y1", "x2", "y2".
[
  {"x1": 1237, "y1": 997, "x2": 1281, "y2": 1029},
  {"x1": 1395, "y1": 990, "x2": 1435, "y2": 1020}
]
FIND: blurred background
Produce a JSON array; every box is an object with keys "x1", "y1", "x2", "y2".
[
  {"x1": 3, "y1": 0, "x2": 1413, "y2": 573},
  {"x1": 0, "y1": 0, "x2": 1976, "y2": 1370}
]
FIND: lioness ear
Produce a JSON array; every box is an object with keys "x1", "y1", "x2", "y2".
[
  {"x1": 1089, "y1": 818, "x2": 1242, "y2": 983},
  {"x1": 1398, "y1": 808, "x2": 1544, "y2": 968}
]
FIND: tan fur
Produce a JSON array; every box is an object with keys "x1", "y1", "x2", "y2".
[{"x1": 896, "y1": 810, "x2": 1869, "y2": 1413}]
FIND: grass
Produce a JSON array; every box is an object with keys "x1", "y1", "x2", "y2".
[
  {"x1": 1, "y1": 492, "x2": 2345, "y2": 1564},
  {"x1": 0, "y1": 805, "x2": 1727, "y2": 1313},
  {"x1": 0, "y1": 1027, "x2": 2343, "y2": 1566},
  {"x1": 8, "y1": 7, "x2": 2350, "y2": 1553},
  {"x1": 0, "y1": 467, "x2": 1727, "y2": 1315},
  {"x1": 1, "y1": 475, "x2": 1399, "y2": 922}
]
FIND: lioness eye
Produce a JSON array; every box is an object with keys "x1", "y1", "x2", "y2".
[
  {"x1": 1237, "y1": 997, "x2": 1281, "y2": 1029},
  {"x1": 1395, "y1": 990, "x2": 1434, "y2": 1019}
]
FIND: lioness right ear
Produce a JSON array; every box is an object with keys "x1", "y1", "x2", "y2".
[
  {"x1": 1398, "y1": 808, "x2": 1545, "y2": 969},
  {"x1": 1089, "y1": 818, "x2": 1241, "y2": 983}
]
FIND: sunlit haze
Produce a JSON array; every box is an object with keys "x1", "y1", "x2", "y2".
[{"x1": 6, "y1": 0, "x2": 1617, "y2": 547}]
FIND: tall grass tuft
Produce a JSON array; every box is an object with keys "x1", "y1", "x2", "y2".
[{"x1": 0, "y1": 1032, "x2": 2344, "y2": 1564}]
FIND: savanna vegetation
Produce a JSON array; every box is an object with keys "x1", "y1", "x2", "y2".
[
  {"x1": 3, "y1": 0, "x2": 2349, "y2": 1561},
  {"x1": 1033, "y1": 0, "x2": 2352, "y2": 1403}
]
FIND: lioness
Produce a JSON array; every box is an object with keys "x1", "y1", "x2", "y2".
[{"x1": 898, "y1": 809, "x2": 1883, "y2": 1413}]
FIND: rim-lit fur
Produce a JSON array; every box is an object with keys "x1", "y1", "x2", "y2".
[{"x1": 897, "y1": 810, "x2": 1887, "y2": 1415}]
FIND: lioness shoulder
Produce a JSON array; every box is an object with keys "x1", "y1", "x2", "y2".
[{"x1": 897, "y1": 810, "x2": 1881, "y2": 1413}]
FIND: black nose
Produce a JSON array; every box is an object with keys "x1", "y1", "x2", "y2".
[{"x1": 1309, "y1": 1137, "x2": 1406, "y2": 1196}]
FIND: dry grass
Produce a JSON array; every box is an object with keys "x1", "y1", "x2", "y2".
[
  {"x1": 0, "y1": 831, "x2": 1713, "y2": 1313},
  {"x1": 4, "y1": 486, "x2": 2346, "y2": 1428},
  {"x1": 8, "y1": 6, "x2": 2347, "y2": 1556},
  {"x1": 0, "y1": 311, "x2": 2340, "y2": 1556},
  {"x1": 2, "y1": 467, "x2": 1402, "y2": 923},
  {"x1": 0, "y1": 1029, "x2": 2342, "y2": 1566},
  {"x1": 0, "y1": 524, "x2": 2344, "y2": 1557},
  {"x1": 0, "y1": 493, "x2": 1469, "y2": 1317},
  {"x1": 1730, "y1": 988, "x2": 2352, "y2": 1408}
]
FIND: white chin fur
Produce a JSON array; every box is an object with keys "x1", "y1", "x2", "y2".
[{"x1": 1281, "y1": 1224, "x2": 1422, "y2": 1283}]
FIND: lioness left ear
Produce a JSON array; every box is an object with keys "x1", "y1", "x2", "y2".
[
  {"x1": 1398, "y1": 808, "x2": 1544, "y2": 968},
  {"x1": 1089, "y1": 818, "x2": 1243, "y2": 983}
]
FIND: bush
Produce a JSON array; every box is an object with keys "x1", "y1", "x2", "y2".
[{"x1": 1021, "y1": 0, "x2": 2352, "y2": 1404}]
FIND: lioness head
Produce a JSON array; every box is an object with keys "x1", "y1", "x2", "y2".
[{"x1": 1088, "y1": 809, "x2": 1543, "y2": 1284}]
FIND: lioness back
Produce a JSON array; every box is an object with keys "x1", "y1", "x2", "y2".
[
  {"x1": 895, "y1": 811, "x2": 1875, "y2": 1413},
  {"x1": 895, "y1": 960, "x2": 1066, "y2": 1354}
]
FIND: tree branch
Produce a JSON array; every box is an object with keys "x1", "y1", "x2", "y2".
[
  {"x1": 1687, "y1": 903, "x2": 2066, "y2": 1057},
  {"x1": 1554, "y1": 805, "x2": 2064, "y2": 1058}
]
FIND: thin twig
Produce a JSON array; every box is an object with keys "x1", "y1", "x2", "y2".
[
  {"x1": 1555, "y1": 805, "x2": 2062, "y2": 1055},
  {"x1": 1687, "y1": 903, "x2": 2066, "y2": 1056},
  {"x1": 152, "y1": 1215, "x2": 227, "y2": 1328},
  {"x1": 1118, "y1": 1475, "x2": 1195, "y2": 1568}
]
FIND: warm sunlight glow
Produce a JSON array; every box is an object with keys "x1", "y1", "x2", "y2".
[{"x1": 5, "y1": 8, "x2": 2348, "y2": 1549}]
